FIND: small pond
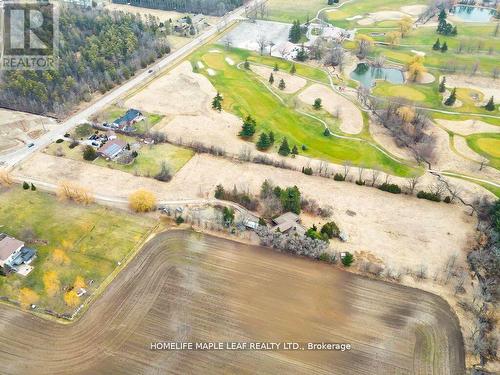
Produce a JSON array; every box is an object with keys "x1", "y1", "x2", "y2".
[
  {"x1": 350, "y1": 63, "x2": 404, "y2": 87},
  {"x1": 450, "y1": 6, "x2": 496, "y2": 22}
]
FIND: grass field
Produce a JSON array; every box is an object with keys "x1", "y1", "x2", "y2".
[
  {"x1": 325, "y1": 0, "x2": 427, "y2": 29},
  {"x1": 364, "y1": 23, "x2": 500, "y2": 76},
  {"x1": 371, "y1": 80, "x2": 498, "y2": 117},
  {"x1": 263, "y1": 0, "x2": 326, "y2": 23},
  {"x1": 46, "y1": 136, "x2": 194, "y2": 178},
  {"x1": 191, "y1": 45, "x2": 416, "y2": 176},
  {"x1": 0, "y1": 187, "x2": 155, "y2": 314},
  {"x1": 96, "y1": 105, "x2": 163, "y2": 135},
  {"x1": 466, "y1": 133, "x2": 500, "y2": 169}
]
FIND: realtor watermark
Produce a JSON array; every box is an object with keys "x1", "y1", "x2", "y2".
[
  {"x1": 0, "y1": 1, "x2": 59, "y2": 70},
  {"x1": 150, "y1": 342, "x2": 352, "y2": 352}
]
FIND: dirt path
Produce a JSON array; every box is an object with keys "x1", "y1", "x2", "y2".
[{"x1": 0, "y1": 231, "x2": 465, "y2": 374}]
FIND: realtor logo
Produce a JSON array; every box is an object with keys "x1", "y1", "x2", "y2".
[{"x1": 0, "y1": 1, "x2": 59, "y2": 70}]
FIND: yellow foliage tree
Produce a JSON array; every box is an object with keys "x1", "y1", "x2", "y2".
[
  {"x1": 355, "y1": 34, "x2": 374, "y2": 57},
  {"x1": 64, "y1": 290, "x2": 80, "y2": 307},
  {"x1": 74, "y1": 275, "x2": 86, "y2": 289},
  {"x1": 43, "y1": 271, "x2": 60, "y2": 297},
  {"x1": 398, "y1": 17, "x2": 412, "y2": 37},
  {"x1": 52, "y1": 248, "x2": 71, "y2": 265},
  {"x1": 407, "y1": 56, "x2": 426, "y2": 82},
  {"x1": 397, "y1": 106, "x2": 416, "y2": 123},
  {"x1": 385, "y1": 31, "x2": 401, "y2": 47},
  {"x1": 129, "y1": 189, "x2": 157, "y2": 213},
  {"x1": 19, "y1": 287, "x2": 39, "y2": 309},
  {"x1": 0, "y1": 169, "x2": 13, "y2": 186},
  {"x1": 57, "y1": 181, "x2": 94, "y2": 205}
]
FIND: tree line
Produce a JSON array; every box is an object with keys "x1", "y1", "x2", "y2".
[
  {"x1": 0, "y1": 5, "x2": 170, "y2": 117},
  {"x1": 113, "y1": 0, "x2": 243, "y2": 16}
]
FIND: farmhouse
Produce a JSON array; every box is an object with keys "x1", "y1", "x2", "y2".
[
  {"x1": 271, "y1": 212, "x2": 306, "y2": 236},
  {"x1": 98, "y1": 138, "x2": 127, "y2": 159},
  {"x1": 0, "y1": 234, "x2": 37, "y2": 276},
  {"x1": 111, "y1": 109, "x2": 144, "y2": 132}
]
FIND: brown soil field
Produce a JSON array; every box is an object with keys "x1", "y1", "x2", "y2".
[{"x1": 0, "y1": 231, "x2": 465, "y2": 374}]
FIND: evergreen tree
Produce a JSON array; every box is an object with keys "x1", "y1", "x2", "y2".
[
  {"x1": 485, "y1": 96, "x2": 496, "y2": 111},
  {"x1": 290, "y1": 63, "x2": 296, "y2": 75},
  {"x1": 441, "y1": 41, "x2": 448, "y2": 52},
  {"x1": 273, "y1": 62, "x2": 279, "y2": 72},
  {"x1": 211, "y1": 92, "x2": 223, "y2": 111},
  {"x1": 278, "y1": 79, "x2": 286, "y2": 90},
  {"x1": 22, "y1": 181, "x2": 29, "y2": 190},
  {"x1": 30, "y1": 183, "x2": 36, "y2": 191},
  {"x1": 269, "y1": 73, "x2": 274, "y2": 85},
  {"x1": 269, "y1": 131, "x2": 275, "y2": 144},
  {"x1": 83, "y1": 145, "x2": 97, "y2": 161},
  {"x1": 342, "y1": 252, "x2": 354, "y2": 267},
  {"x1": 323, "y1": 128, "x2": 330, "y2": 136},
  {"x1": 291, "y1": 145, "x2": 299, "y2": 155},
  {"x1": 444, "y1": 88, "x2": 457, "y2": 106},
  {"x1": 244, "y1": 59, "x2": 250, "y2": 69},
  {"x1": 278, "y1": 138, "x2": 291, "y2": 156},
  {"x1": 438, "y1": 9, "x2": 447, "y2": 23},
  {"x1": 439, "y1": 76, "x2": 446, "y2": 93},
  {"x1": 256, "y1": 132, "x2": 271, "y2": 150},
  {"x1": 432, "y1": 38, "x2": 441, "y2": 51},
  {"x1": 279, "y1": 186, "x2": 301, "y2": 214},
  {"x1": 451, "y1": 26, "x2": 457, "y2": 36},
  {"x1": 288, "y1": 20, "x2": 302, "y2": 43},
  {"x1": 313, "y1": 98, "x2": 322, "y2": 110},
  {"x1": 239, "y1": 115, "x2": 256, "y2": 138},
  {"x1": 296, "y1": 44, "x2": 307, "y2": 61}
]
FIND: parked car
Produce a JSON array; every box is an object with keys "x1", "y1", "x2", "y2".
[{"x1": 27, "y1": 142, "x2": 35, "y2": 148}]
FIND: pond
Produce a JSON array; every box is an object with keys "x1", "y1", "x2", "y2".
[
  {"x1": 450, "y1": 5, "x2": 496, "y2": 22},
  {"x1": 350, "y1": 63, "x2": 404, "y2": 87}
]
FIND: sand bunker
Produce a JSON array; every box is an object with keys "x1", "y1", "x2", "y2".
[
  {"x1": 225, "y1": 57, "x2": 235, "y2": 65},
  {"x1": 207, "y1": 68, "x2": 216, "y2": 76},
  {"x1": 358, "y1": 11, "x2": 408, "y2": 26},
  {"x1": 437, "y1": 119, "x2": 500, "y2": 136},
  {"x1": 411, "y1": 50, "x2": 426, "y2": 57},
  {"x1": 298, "y1": 84, "x2": 363, "y2": 134},
  {"x1": 251, "y1": 65, "x2": 307, "y2": 94},
  {"x1": 197, "y1": 61, "x2": 205, "y2": 69},
  {"x1": 445, "y1": 75, "x2": 500, "y2": 105},
  {"x1": 126, "y1": 61, "x2": 216, "y2": 116}
]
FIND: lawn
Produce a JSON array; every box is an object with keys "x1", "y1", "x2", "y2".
[
  {"x1": 96, "y1": 105, "x2": 164, "y2": 135},
  {"x1": 190, "y1": 45, "x2": 417, "y2": 177},
  {"x1": 94, "y1": 137, "x2": 194, "y2": 177},
  {"x1": 45, "y1": 136, "x2": 194, "y2": 178},
  {"x1": 363, "y1": 23, "x2": 500, "y2": 76},
  {"x1": 263, "y1": 0, "x2": 326, "y2": 23},
  {"x1": 0, "y1": 187, "x2": 156, "y2": 315},
  {"x1": 466, "y1": 133, "x2": 500, "y2": 169},
  {"x1": 325, "y1": 0, "x2": 427, "y2": 29}
]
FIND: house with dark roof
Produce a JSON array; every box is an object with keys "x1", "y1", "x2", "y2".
[
  {"x1": 97, "y1": 139, "x2": 127, "y2": 159},
  {"x1": 0, "y1": 233, "x2": 37, "y2": 275},
  {"x1": 111, "y1": 109, "x2": 144, "y2": 132}
]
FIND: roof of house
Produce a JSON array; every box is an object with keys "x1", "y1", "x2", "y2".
[
  {"x1": 11, "y1": 247, "x2": 36, "y2": 266},
  {"x1": 0, "y1": 236, "x2": 24, "y2": 261},
  {"x1": 272, "y1": 212, "x2": 299, "y2": 225},
  {"x1": 98, "y1": 139, "x2": 127, "y2": 158},
  {"x1": 272, "y1": 221, "x2": 306, "y2": 236},
  {"x1": 113, "y1": 109, "x2": 142, "y2": 126}
]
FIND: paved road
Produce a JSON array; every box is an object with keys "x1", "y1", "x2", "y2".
[{"x1": 0, "y1": 2, "x2": 256, "y2": 168}]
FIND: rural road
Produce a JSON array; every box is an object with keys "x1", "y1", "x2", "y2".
[{"x1": 0, "y1": 1, "x2": 260, "y2": 168}]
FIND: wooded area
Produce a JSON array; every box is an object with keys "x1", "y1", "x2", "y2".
[
  {"x1": 0, "y1": 6, "x2": 170, "y2": 116},
  {"x1": 113, "y1": 0, "x2": 243, "y2": 16}
]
